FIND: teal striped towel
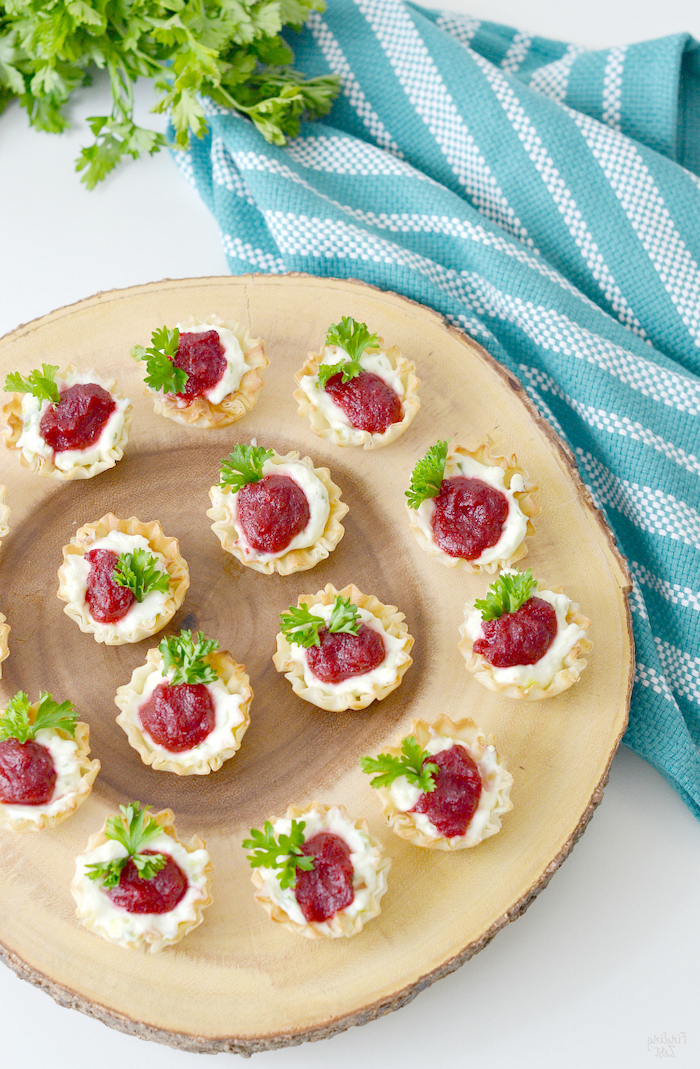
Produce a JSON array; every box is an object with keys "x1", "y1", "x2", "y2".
[{"x1": 175, "y1": 1, "x2": 700, "y2": 817}]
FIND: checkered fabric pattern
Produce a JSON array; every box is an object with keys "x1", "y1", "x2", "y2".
[{"x1": 175, "y1": 1, "x2": 700, "y2": 817}]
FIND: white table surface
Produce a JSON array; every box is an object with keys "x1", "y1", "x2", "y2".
[{"x1": 1, "y1": 3, "x2": 699, "y2": 1067}]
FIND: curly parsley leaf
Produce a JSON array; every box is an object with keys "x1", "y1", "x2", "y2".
[
  {"x1": 318, "y1": 317, "x2": 381, "y2": 388},
  {"x1": 131, "y1": 326, "x2": 186, "y2": 395},
  {"x1": 242, "y1": 819, "x2": 314, "y2": 889},
  {"x1": 4, "y1": 364, "x2": 60, "y2": 404},
  {"x1": 474, "y1": 569, "x2": 538, "y2": 621},
  {"x1": 219, "y1": 444, "x2": 274, "y2": 491},
  {"x1": 113, "y1": 548, "x2": 171, "y2": 602},
  {"x1": 327, "y1": 595, "x2": 361, "y2": 635},
  {"x1": 0, "y1": 691, "x2": 77, "y2": 743},
  {"x1": 405, "y1": 439, "x2": 449, "y2": 509},
  {"x1": 361, "y1": 735, "x2": 439, "y2": 792},
  {"x1": 280, "y1": 595, "x2": 361, "y2": 648},
  {"x1": 84, "y1": 802, "x2": 166, "y2": 889},
  {"x1": 159, "y1": 629, "x2": 219, "y2": 686}
]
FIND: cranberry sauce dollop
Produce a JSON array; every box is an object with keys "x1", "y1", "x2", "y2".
[
  {"x1": 411, "y1": 746, "x2": 482, "y2": 837},
  {"x1": 236, "y1": 473, "x2": 310, "y2": 554},
  {"x1": 0, "y1": 737, "x2": 57, "y2": 806},
  {"x1": 324, "y1": 370, "x2": 402, "y2": 433},
  {"x1": 431, "y1": 476, "x2": 510, "y2": 560},
  {"x1": 84, "y1": 548, "x2": 135, "y2": 624},
  {"x1": 174, "y1": 329, "x2": 227, "y2": 400},
  {"x1": 306, "y1": 624, "x2": 385, "y2": 684},
  {"x1": 107, "y1": 850, "x2": 188, "y2": 914},
  {"x1": 294, "y1": 830, "x2": 355, "y2": 923},
  {"x1": 473, "y1": 596, "x2": 558, "y2": 667},
  {"x1": 139, "y1": 683, "x2": 216, "y2": 752},
  {"x1": 39, "y1": 383, "x2": 116, "y2": 453}
]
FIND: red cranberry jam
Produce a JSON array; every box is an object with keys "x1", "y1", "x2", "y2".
[
  {"x1": 474, "y1": 596, "x2": 558, "y2": 667},
  {"x1": 139, "y1": 683, "x2": 216, "y2": 752},
  {"x1": 294, "y1": 830, "x2": 354, "y2": 922},
  {"x1": 107, "y1": 851, "x2": 188, "y2": 914},
  {"x1": 40, "y1": 383, "x2": 116, "y2": 453},
  {"x1": 174, "y1": 329, "x2": 227, "y2": 400},
  {"x1": 0, "y1": 737, "x2": 57, "y2": 806},
  {"x1": 324, "y1": 370, "x2": 402, "y2": 433},
  {"x1": 431, "y1": 476, "x2": 510, "y2": 560},
  {"x1": 411, "y1": 745, "x2": 482, "y2": 837},
  {"x1": 236, "y1": 474, "x2": 310, "y2": 554},
  {"x1": 306, "y1": 624, "x2": 385, "y2": 684},
  {"x1": 84, "y1": 548, "x2": 135, "y2": 624}
]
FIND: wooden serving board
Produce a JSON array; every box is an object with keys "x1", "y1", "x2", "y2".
[{"x1": 0, "y1": 276, "x2": 632, "y2": 1054}]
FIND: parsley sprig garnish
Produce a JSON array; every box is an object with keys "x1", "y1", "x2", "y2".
[
  {"x1": 0, "y1": 691, "x2": 77, "y2": 743},
  {"x1": 317, "y1": 317, "x2": 381, "y2": 388},
  {"x1": 361, "y1": 736, "x2": 439, "y2": 793},
  {"x1": 280, "y1": 595, "x2": 361, "y2": 648},
  {"x1": 131, "y1": 326, "x2": 186, "y2": 395},
  {"x1": 159, "y1": 630, "x2": 219, "y2": 686},
  {"x1": 474, "y1": 570, "x2": 538, "y2": 621},
  {"x1": 85, "y1": 803, "x2": 167, "y2": 889},
  {"x1": 406, "y1": 440, "x2": 449, "y2": 509},
  {"x1": 113, "y1": 549, "x2": 171, "y2": 602},
  {"x1": 219, "y1": 444, "x2": 274, "y2": 492},
  {"x1": 4, "y1": 365, "x2": 61, "y2": 405},
  {"x1": 242, "y1": 820, "x2": 315, "y2": 889}
]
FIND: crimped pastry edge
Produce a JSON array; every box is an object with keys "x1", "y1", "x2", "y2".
[
  {"x1": 368, "y1": 715, "x2": 513, "y2": 850},
  {"x1": 56, "y1": 514, "x2": 190, "y2": 646},
  {"x1": 407, "y1": 440, "x2": 539, "y2": 574},
  {"x1": 144, "y1": 315, "x2": 268, "y2": 428},
  {"x1": 250, "y1": 802, "x2": 391, "y2": 939},
  {"x1": 115, "y1": 646, "x2": 253, "y2": 775},
  {"x1": 272, "y1": 582, "x2": 414, "y2": 711},
  {"x1": 2, "y1": 366, "x2": 133, "y2": 480},
  {"x1": 207, "y1": 449, "x2": 348, "y2": 575},
  {"x1": 293, "y1": 341, "x2": 420, "y2": 450},
  {"x1": 0, "y1": 613, "x2": 8, "y2": 675}
]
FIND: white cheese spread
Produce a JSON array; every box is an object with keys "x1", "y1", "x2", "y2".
[{"x1": 171, "y1": 320, "x2": 248, "y2": 407}]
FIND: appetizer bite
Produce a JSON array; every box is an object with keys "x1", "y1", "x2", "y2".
[
  {"x1": 361, "y1": 716, "x2": 513, "y2": 850},
  {"x1": 294, "y1": 316, "x2": 420, "y2": 449},
  {"x1": 243, "y1": 802, "x2": 390, "y2": 939},
  {"x1": 132, "y1": 315, "x2": 267, "y2": 428},
  {"x1": 0, "y1": 691, "x2": 99, "y2": 832},
  {"x1": 273, "y1": 583, "x2": 413, "y2": 711},
  {"x1": 3, "y1": 363, "x2": 132, "y2": 479},
  {"x1": 0, "y1": 485, "x2": 9, "y2": 547},
  {"x1": 57, "y1": 514, "x2": 189, "y2": 645},
  {"x1": 115, "y1": 629, "x2": 252, "y2": 775},
  {"x1": 406, "y1": 439, "x2": 538, "y2": 573},
  {"x1": 459, "y1": 570, "x2": 591, "y2": 699},
  {"x1": 207, "y1": 444, "x2": 348, "y2": 575},
  {"x1": 0, "y1": 613, "x2": 8, "y2": 676},
  {"x1": 72, "y1": 802, "x2": 212, "y2": 952}
]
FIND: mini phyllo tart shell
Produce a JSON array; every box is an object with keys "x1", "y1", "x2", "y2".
[
  {"x1": 0, "y1": 485, "x2": 9, "y2": 546},
  {"x1": 72, "y1": 809, "x2": 212, "y2": 952},
  {"x1": 0, "y1": 717, "x2": 100, "y2": 833},
  {"x1": 250, "y1": 802, "x2": 390, "y2": 939},
  {"x1": 2, "y1": 366, "x2": 132, "y2": 480},
  {"x1": 115, "y1": 646, "x2": 253, "y2": 775},
  {"x1": 57, "y1": 514, "x2": 190, "y2": 646},
  {"x1": 273, "y1": 583, "x2": 414, "y2": 712},
  {"x1": 145, "y1": 315, "x2": 268, "y2": 429},
  {"x1": 369, "y1": 715, "x2": 513, "y2": 851},
  {"x1": 458, "y1": 579, "x2": 592, "y2": 700},
  {"x1": 0, "y1": 613, "x2": 8, "y2": 674},
  {"x1": 293, "y1": 340, "x2": 420, "y2": 450},
  {"x1": 408, "y1": 441, "x2": 539, "y2": 574},
  {"x1": 207, "y1": 450, "x2": 348, "y2": 575}
]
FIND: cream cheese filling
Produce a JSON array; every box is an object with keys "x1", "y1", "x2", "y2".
[
  {"x1": 0, "y1": 730, "x2": 83, "y2": 825},
  {"x1": 171, "y1": 321, "x2": 248, "y2": 407},
  {"x1": 298, "y1": 345, "x2": 404, "y2": 431}
]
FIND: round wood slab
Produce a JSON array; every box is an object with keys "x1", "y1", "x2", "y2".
[{"x1": 0, "y1": 276, "x2": 632, "y2": 1054}]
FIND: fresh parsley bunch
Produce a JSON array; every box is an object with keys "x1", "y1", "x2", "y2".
[
  {"x1": 474, "y1": 570, "x2": 538, "y2": 620},
  {"x1": 361, "y1": 735, "x2": 439, "y2": 793},
  {"x1": 0, "y1": 691, "x2": 77, "y2": 743},
  {"x1": 280, "y1": 595, "x2": 361, "y2": 648},
  {"x1": 242, "y1": 819, "x2": 315, "y2": 889},
  {"x1": 0, "y1": 0, "x2": 341, "y2": 187},
  {"x1": 317, "y1": 317, "x2": 381, "y2": 388},
  {"x1": 85, "y1": 802, "x2": 167, "y2": 888}
]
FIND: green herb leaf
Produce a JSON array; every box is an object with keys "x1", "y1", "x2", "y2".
[
  {"x1": 406, "y1": 440, "x2": 449, "y2": 509},
  {"x1": 317, "y1": 317, "x2": 381, "y2": 388},
  {"x1": 327, "y1": 595, "x2": 361, "y2": 635},
  {"x1": 131, "y1": 326, "x2": 186, "y2": 395},
  {"x1": 361, "y1": 736, "x2": 439, "y2": 792},
  {"x1": 0, "y1": 691, "x2": 77, "y2": 743},
  {"x1": 474, "y1": 570, "x2": 538, "y2": 621},
  {"x1": 159, "y1": 630, "x2": 219, "y2": 686},
  {"x1": 242, "y1": 819, "x2": 314, "y2": 889},
  {"x1": 113, "y1": 549, "x2": 170, "y2": 602},
  {"x1": 280, "y1": 595, "x2": 361, "y2": 648},
  {"x1": 84, "y1": 802, "x2": 167, "y2": 889},
  {"x1": 4, "y1": 364, "x2": 60, "y2": 404},
  {"x1": 219, "y1": 444, "x2": 274, "y2": 492}
]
